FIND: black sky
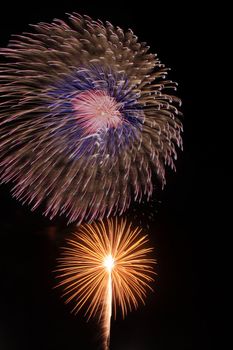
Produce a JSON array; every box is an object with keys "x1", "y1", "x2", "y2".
[{"x1": 0, "y1": 1, "x2": 224, "y2": 349}]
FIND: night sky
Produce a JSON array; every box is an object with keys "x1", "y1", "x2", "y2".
[{"x1": 0, "y1": 1, "x2": 223, "y2": 349}]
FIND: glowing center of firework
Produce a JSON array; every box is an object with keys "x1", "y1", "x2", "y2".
[
  {"x1": 103, "y1": 254, "x2": 115, "y2": 272},
  {"x1": 72, "y1": 90, "x2": 122, "y2": 134}
]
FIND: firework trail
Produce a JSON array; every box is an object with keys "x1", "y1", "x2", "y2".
[
  {"x1": 0, "y1": 13, "x2": 182, "y2": 223},
  {"x1": 102, "y1": 255, "x2": 113, "y2": 349},
  {"x1": 55, "y1": 218, "x2": 155, "y2": 349}
]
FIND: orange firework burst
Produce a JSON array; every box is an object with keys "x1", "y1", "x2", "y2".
[{"x1": 55, "y1": 218, "x2": 155, "y2": 349}]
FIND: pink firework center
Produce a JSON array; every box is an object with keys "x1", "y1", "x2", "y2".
[{"x1": 72, "y1": 90, "x2": 123, "y2": 134}]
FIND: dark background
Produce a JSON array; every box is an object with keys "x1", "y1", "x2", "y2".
[{"x1": 0, "y1": 1, "x2": 224, "y2": 349}]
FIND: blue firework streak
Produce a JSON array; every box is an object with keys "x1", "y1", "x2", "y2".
[
  {"x1": 46, "y1": 64, "x2": 144, "y2": 160},
  {"x1": 0, "y1": 13, "x2": 182, "y2": 223}
]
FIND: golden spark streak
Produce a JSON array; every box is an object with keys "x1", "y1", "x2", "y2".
[{"x1": 55, "y1": 218, "x2": 156, "y2": 349}]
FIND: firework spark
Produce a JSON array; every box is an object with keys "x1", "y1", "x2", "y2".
[
  {"x1": 0, "y1": 13, "x2": 182, "y2": 224},
  {"x1": 55, "y1": 218, "x2": 155, "y2": 349}
]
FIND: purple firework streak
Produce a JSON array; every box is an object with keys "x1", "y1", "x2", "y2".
[{"x1": 0, "y1": 13, "x2": 183, "y2": 224}]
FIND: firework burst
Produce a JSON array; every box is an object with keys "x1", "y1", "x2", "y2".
[
  {"x1": 0, "y1": 13, "x2": 182, "y2": 223},
  {"x1": 55, "y1": 218, "x2": 155, "y2": 349}
]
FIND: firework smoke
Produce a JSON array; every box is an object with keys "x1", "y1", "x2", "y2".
[
  {"x1": 0, "y1": 13, "x2": 182, "y2": 223},
  {"x1": 55, "y1": 218, "x2": 155, "y2": 349}
]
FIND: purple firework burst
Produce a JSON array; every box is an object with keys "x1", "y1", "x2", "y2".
[{"x1": 0, "y1": 13, "x2": 183, "y2": 224}]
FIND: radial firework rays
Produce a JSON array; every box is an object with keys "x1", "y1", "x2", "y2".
[
  {"x1": 55, "y1": 218, "x2": 155, "y2": 349},
  {"x1": 0, "y1": 13, "x2": 183, "y2": 223}
]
